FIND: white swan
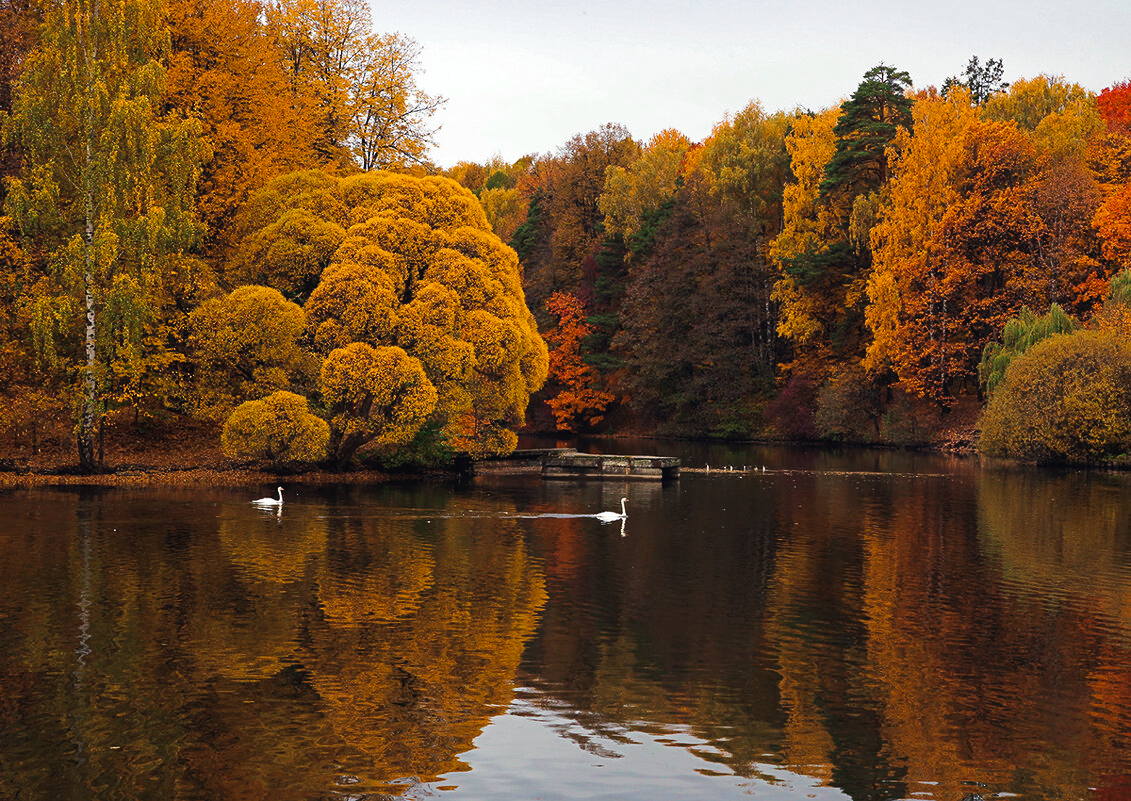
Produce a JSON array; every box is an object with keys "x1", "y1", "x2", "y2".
[
  {"x1": 252, "y1": 486, "x2": 284, "y2": 506},
  {"x1": 594, "y1": 497, "x2": 628, "y2": 522}
]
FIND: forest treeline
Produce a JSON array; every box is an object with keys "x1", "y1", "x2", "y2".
[
  {"x1": 448, "y1": 62, "x2": 1131, "y2": 462},
  {"x1": 0, "y1": 0, "x2": 546, "y2": 472},
  {"x1": 1, "y1": 0, "x2": 1129, "y2": 469}
]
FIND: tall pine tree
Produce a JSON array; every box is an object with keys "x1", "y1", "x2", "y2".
[{"x1": 820, "y1": 63, "x2": 913, "y2": 201}]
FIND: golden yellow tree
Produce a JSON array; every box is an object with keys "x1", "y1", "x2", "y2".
[
  {"x1": 600, "y1": 128, "x2": 692, "y2": 242},
  {"x1": 699, "y1": 102, "x2": 793, "y2": 223},
  {"x1": 188, "y1": 285, "x2": 314, "y2": 419},
  {"x1": 347, "y1": 31, "x2": 444, "y2": 169},
  {"x1": 221, "y1": 389, "x2": 329, "y2": 465},
  {"x1": 320, "y1": 341, "x2": 437, "y2": 467},
  {"x1": 227, "y1": 207, "x2": 346, "y2": 302},
  {"x1": 769, "y1": 106, "x2": 843, "y2": 348},
  {"x1": 479, "y1": 184, "x2": 527, "y2": 242},
  {"x1": 865, "y1": 89, "x2": 980, "y2": 375},
  {"x1": 226, "y1": 169, "x2": 548, "y2": 459},
  {"x1": 982, "y1": 74, "x2": 1094, "y2": 132}
]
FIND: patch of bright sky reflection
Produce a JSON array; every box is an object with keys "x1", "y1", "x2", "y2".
[{"x1": 433, "y1": 693, "x2": 850, "y2": 800}]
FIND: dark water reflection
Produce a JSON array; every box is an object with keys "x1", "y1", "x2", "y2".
[{"x1": 1, "y1": 445, "x2": 1130, "y2": 800}]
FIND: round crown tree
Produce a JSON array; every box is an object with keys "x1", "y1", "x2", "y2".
[{"x1": 224, "y1": 170, "x2": 547, "y2": 460}]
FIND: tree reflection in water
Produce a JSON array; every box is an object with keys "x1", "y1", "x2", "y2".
[
  {"x1": 0, "y1": 486, "x2": 546, "y2": 800},
  {"x1": 0, "y1": 457, "x2": 1130, "y2": 801}
]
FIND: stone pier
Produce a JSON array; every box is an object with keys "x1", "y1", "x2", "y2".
[{"x1": 474, "y1": 448, "x2": 680, "y2": 481}]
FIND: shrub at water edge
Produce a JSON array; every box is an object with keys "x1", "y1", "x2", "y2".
[
  {"x1": 222, "y1": 391, "x2": 330, "y2": 467},
  {"x1": 978, "y1": 330, "x2": 1131, "y2": 463}
]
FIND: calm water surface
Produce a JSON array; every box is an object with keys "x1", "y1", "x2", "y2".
[{"x1": 1, "y1": 441, "x2": 1130, "y2": 801}]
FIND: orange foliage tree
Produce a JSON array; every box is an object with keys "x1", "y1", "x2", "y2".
[
  {"x1": 265, "y1": 0, "x2": 442, "y2": 169},
  {"x1": 1094, "y1": 183, "x2": 1131, "y2": 269},
  {"x1": 869, "y1": 79, "x2": 1111, "y2": 406},
  {"x1": 543, "y1": 291, "x2": 614, "y2": 431},
  {"x1": 1093, "y1": 80, "x2": 1131, "y2": 273},
  {"x1": 165, "y1": 0, "x2": 322, "y2": 238},
  {"x1": 900, "y1": 120, "x2": 1046, "y2": 401}
]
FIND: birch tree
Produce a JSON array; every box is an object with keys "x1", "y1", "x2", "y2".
[{"x1": 5, "y1": 0, "x2": 201, "y2": 471}]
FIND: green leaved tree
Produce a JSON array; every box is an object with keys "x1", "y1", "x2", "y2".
[
  {"x1": 820, "y1": 63, "x2": 913, "y2": 202},
  {"x1": 978, "y1": 304, "x2": 1077, "y2": 396},
  {"x1": 5, "y1": 0, "x2": 202, "y2": 471}
]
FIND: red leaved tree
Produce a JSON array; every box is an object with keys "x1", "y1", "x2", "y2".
[
  {"x1": 1097, "y1": 80, "x2": 1131, "y2": 134},
  {"x1": 543, "y1": 292, "x2": 614, "y2": 432}
]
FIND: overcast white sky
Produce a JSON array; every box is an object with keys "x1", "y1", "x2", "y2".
[{"x1": 372, "y1": 0, "x2": 1129, "y2": 168}]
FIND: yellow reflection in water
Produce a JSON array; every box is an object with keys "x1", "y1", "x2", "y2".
[
  {"x1": 217, "y1": 504, "x2": 329, "y2": 585},
  {"x1": 0, "y1": 489, "x2": 549, "y2": 800},
  {"x1": 317, "y1": 519, "x2": 435, "y2": 626},
  {"x1": 305, "y1": 504, "x2": 547, "y2": 788}
]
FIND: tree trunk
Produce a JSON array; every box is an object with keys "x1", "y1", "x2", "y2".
[
  {"x1": 78, "y1": 61, "x2": 98, "y2": 473},
  {"x1": 78, "y1": 240, "x2": 98, "y2": 472}
]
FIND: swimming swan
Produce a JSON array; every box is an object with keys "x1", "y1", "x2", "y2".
[
  {"x1": 252, "y1": 487, "x2": 284, "y2": 506},
  {"x1": 594, "y1": 497, "x2": 628, "y2": 522}
]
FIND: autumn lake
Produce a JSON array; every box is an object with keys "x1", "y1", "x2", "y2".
[{"x1": 1, "y1": 440, "x2": 1130, "y2": 801}]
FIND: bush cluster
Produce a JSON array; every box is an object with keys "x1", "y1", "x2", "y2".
[{"x1": 978, "y1": 330, "x2": 1131, "y2": 463}]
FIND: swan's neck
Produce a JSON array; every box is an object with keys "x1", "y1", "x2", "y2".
[
  {"x1": 620, "y1": 498, "x2": 627, "y2": 515},
  {"x1": 277, "y1": 489, "x2": 284, "y2": 503}
]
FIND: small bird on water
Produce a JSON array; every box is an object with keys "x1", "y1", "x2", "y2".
[
  {"x1": 252, "y1": 487, "x2": 284, "y2": 506},
  {"x1": 595, "y1": 497, "x2": 628, "y2": 522}
]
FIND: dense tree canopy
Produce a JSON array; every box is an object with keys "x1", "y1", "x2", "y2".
[
  {"x1": 770, "y1": 106, "x2": 850, "y2": 353},
  {"x1": 866, "y1": 79, "x2": 1110, "y2": 405},
  {"x1": 221, "y1": 389, "x2": 329, "y2": 465},
  {"x1": 1, "y1": 1, "x2": 1129, "y2": 466},
  {"x1": 0, "y1": 0, "x2": 41, "y2": 200},
  {"x1": 188, "y1": 285, "x2": 314, "y2": 419},
  {"x1": 320, "y1": 341, "x2": 437, "y2": 466},
  {"x1": 599, "y1": 128, "x2": 692, "y2": 243},
  {"x1": 227, "y1": 170, "x2": 547, "y2": 458},
  {"x1": 615, "y1": 170, "x2": 778, "y2": 434},
  {"x1": 1097, "y1": 80, "x2": 1131, "y2": 134},
  {"x1": 5, "y1": 0, "x2": 203, "y2": 470},
  {"x1": 165, "y1": 0, "x2": 322, "y2": 237},
  {"x1": 513, "y1": 123, "x2": 639, "y2": 318}
]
